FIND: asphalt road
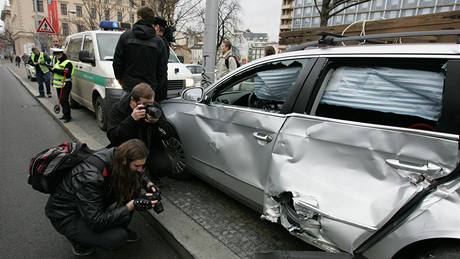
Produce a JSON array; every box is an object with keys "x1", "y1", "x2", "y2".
[{"x1": 0, "y1": 63, "x2": 180, "y2": 259}]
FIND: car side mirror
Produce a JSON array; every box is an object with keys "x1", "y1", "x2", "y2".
[
  {"x1": 181, "y1": 87, "x2": 204, "y2": 103},
  {"x1": 79, "y1": 50, "x2": 95, "y2": 66}
]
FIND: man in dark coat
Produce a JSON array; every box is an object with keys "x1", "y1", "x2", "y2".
[
  {"x1": 106, "y1": 83, "x2": 170, "y2": 180},
  {"x1": 112, "y1": 6, "x2": 168, "y2": 101}
]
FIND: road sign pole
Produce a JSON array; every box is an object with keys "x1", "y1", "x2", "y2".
[{"x1": 33, "y1": 0, "x2": 41, "y2": 50}]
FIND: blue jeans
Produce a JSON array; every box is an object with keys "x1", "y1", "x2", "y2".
[{"x1": 36, "y1": 71, "x2": 51, "y2": 96}]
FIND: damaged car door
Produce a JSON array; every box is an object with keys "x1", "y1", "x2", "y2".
[{"x1": 263, "y1": 57, "x2": 460, "y2": 254}]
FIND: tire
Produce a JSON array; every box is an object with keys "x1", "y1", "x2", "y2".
[
  {"x1": 69, "y1": 94, "x2": 80, "y2": 108},
  {"x1": 394, "y1": 240, "x2": 460, "y2": 259},
  {"x1": 95, "y1": 96, "x2": 107, "y2": 131},
  {"x1": 160, "y1": 123, "x2": 192, "y2": 180}
]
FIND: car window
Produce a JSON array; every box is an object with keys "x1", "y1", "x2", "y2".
[
  {"x1": 312, "y1": 61, "x2": 447, "y2": 132},
  {"x1": 96, "y1": 33, "x2": 120, "y2": 60},
  {"x1": 211, "y1": 58, "x2": 311, "y2": 113},
  {"x1": 67, "y1": 37, "x2": 82, "y2": 61},
  {"x1": 82, "y1": 35, "x2": 95, "y2": 59}
]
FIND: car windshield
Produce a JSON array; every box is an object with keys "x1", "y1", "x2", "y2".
[
  {"x1": 96, "y1": 33, "x2": 120, "y2": 61},
  {"x1": 168, "y1": 49, "x2": 180, "y2": 63}
]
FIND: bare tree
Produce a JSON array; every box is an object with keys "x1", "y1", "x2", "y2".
[
  {"x1": 0, "y1": 29, "x2": 18, "y2": 53},
  {"x1": 314, "y1": 0, "x2": 371, "y2": 27}
]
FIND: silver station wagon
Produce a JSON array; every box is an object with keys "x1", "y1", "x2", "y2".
[{"x1": 159, "y1": 31, "x2": 460, "y2": 259}]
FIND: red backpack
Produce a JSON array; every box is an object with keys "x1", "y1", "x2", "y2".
[{"x1": 28, "y1": 142, "x2": 95, "y2": 194}]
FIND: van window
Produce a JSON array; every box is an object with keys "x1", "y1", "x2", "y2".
[
  {"x1": 67, "y1": 37, "x2": 82, "y2": 61},
  {"x1": 82, "y1": 35, "x2": 95, "y2": 59},
  {"x1": 96, "y1": 33, "x2": 121, "y2": 60}
]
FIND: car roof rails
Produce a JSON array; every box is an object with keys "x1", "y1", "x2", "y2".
[{"x1": 288, "y1": 29, "x2": 460, "y2": 52}]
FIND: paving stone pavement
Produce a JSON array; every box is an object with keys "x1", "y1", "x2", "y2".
[
  {"x1": 160, "y1": 176, "x2": 316, "y2": 258},
  {"x1": 6, "y1": 62, "x2": 317, "y2": 258}
]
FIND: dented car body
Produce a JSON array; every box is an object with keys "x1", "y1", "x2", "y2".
[{"x1": 161, "y1": 41, "x2": 460, "y2": 258}]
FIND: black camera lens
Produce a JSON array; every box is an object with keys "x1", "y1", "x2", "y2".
[
  {"x1": 154, "y1": 201, "x2": 164, "y2": 214},
  {"x1": 144, "y1": 104, "x2": 163, "y2": 119}
]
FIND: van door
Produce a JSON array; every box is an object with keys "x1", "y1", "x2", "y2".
[
  {"x1": 67, "y1": 37, "x2": 83, "y2": 105},
  {"x1": 79, "y1": 34, "x2": 96, "y2": 110}
]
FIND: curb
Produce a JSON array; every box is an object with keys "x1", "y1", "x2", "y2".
[{"x1": 7, "y1": 65, "x2": 241, "y2": 259}]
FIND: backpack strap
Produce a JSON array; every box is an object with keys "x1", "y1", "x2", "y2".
[
  {"x1": 85, "y1": 155, "x2": 108, "y2": 177},
  {"x1": 225, "y1": 55, "x2": 234, "y2": 69}
]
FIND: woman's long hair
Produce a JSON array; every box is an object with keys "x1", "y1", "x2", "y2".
[{"x1": 111, "y1": 139, "x2": 149, "y2": 205}]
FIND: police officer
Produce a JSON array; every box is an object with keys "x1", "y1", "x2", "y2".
[
  {"x1": 28, "y1": 47, "x2": 52, "y2": 98},
  {"x1": 51, "y1": 48, "x2": 74, "y2": 123}
]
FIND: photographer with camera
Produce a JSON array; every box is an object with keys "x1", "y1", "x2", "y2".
[
  {"x1": 45, "y1": 139, "x2": 162, "y2": 256},
  {"x1": 107, "y1": 83, "x2": 169, "y2": 181}
]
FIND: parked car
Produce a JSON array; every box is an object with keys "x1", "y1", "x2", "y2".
[
  {"x1": 25, "y1": 63, "x2": 36, "y2": 81},
  {"x1": 63, "y1": 25, "x2": 194, "y2": 130},
  {"x1": 159, "y1": 30, "x2": 460, "y2": 258},
  {"x1": 185, "y1": 64, "x2": 203, "y2": 87}
]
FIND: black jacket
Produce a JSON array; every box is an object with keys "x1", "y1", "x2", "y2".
[
  {"x1": 106, "y1": 96, "x2": 170, "y2": 177},
  {"x1": 112, "y1": 20, "x2": 168, "y2": 97},
  {"x1": 45, "y1": 148, "x2": 131, "y2": 233}
]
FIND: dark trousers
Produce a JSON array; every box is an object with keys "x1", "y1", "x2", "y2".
[
  {"x1": 36, "y1": 71, "x2": 51, "y2": 96},
  {"x1": 58, "y1": 217, "x2": 130, "y2": 250},
  {"x1": 56, "y1": 82, "x2": 72, "y2": 119}
]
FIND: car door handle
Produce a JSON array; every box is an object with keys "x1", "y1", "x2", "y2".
[
  {"x1": 385, "y1": 159, "x2": 442, "y2": 174},
  {"x1": 252, "y1": 132, "x2": 272, "y2": 143}
]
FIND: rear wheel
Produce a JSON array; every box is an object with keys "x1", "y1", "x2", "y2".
[
  {"x1": 160, "y1": 123, "x2": 191, "y2": 180},
  {"x1": 95, "y1": 96, "x2": 107, "y2": 131}
]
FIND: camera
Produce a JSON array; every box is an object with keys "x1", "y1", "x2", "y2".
[
  {"x1": 143, "y1": 104, "x2": 163, "y2": 119},
  {"x1": 147, "y1": 187, "x2": 164, "y2": 214}
]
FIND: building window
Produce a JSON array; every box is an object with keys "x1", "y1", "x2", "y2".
[
  {"x1": 77, "y1": 24, "x2": 84, "y2": 32},
  {"x1": 419, "y1": 7, "x2": 433, "y2": 14},
  {"x1": 130, "y1": 0, "x2": 135, "y2": 7},
  {"x1": 303, "y1": 7, "x2": 312, "y2": 16},
  {"x1": 33, "y1": 0, "x2": 44, "y2": 12},
  {"x1": 403, "y1": 0, "x2": 418, "y2": 7},
  {"x1": 345, "y1": 14, "x2": 355, "y2": 23},
  {"x1": 294, "y1": 8, "x2": 302, "y2": 17},
  {"x1": 387, "y1": 0, "x2": 400, "y2": 9},
  {"x1": 401, "y1": 9, "x2": 416, "y2": 16},
  {"x1": 438, "y1": 0, "x2": 455, "y2": 4},
  {"x1": 370, "y1": 11, "x2": 384, "y2": 19},
  {"x1": 357, "y1": 12, "x2": 368, "y2": 21},
  {"x1": 419, "y1": 0, "x2": 436, "y2": 7},
  {"x1": 130, "y1": 14, "x2": 135, "y2": 23},
  {"x1": 76, "y1": 5, "x2": 83, "y2": 17},
  {"x1": 105, "y1": 10, "x2": 110, "y2": 20},
  {"x1": 60, "y1": 3, "x2": 67, "y2": 15},
  {"x1": 141, "y1": 0, "x2": 145, "y2": 6},
  {"x1": 386, "y1": 10, "x2": 399, "y2": 18},
  {"x1": 302, "y1": 17, "x2": 311, "y2": 27},
  {"x1": 117, "y1": 12, "x2": 123, "y2": 22},
  {"x1": 293, "y1": 18, "x2": 301, "y2": 28},
  {"x1": 295, "y1": 0, "x2": 303, "y2": 7},
  {"x1": 438, "y1": 6, "x2": 454, "y2": 12},
  {"x1": 371, "y1": 0, "x2": 385, "y2": 10},
  {"x1": 312, "y1": 16, "x2": 320, "y2": 26},
  {"x1": 62, "y1": 23, "x2": 69, "y2": 36},
  {"x1": 303, "y1": 0, "x2": 312, "y2": 5},
  {"x1": 359, "y1": 1, "x2": 370, "y2": 11},
  {"x1": 333, "y1": 15, "x2": 343, "y2": 25},
  {"x1": 90, "y1": 8, "x2": 97, "y2": 19}
]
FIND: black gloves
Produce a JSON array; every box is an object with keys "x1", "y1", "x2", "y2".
[{"x1": 133, "y1": 194, "x2": 154, "y2": 211}]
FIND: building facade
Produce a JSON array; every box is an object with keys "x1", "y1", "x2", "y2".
[
  {"x1": 1, "y1": 0, "x2": 147, "y2": 56},
  {"x1": 281, "y1": 0, "x2": 460, "y2": 34}
]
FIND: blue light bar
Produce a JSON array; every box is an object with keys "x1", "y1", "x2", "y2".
[{"x1": 99, "y1": 21, "x2": 120, "y2": 30}]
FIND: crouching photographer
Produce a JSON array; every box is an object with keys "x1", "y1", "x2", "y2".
[
  {"x1": 45, "y1": 139, "x2": 161, "y2": 256},
  {"x1": 107, "y1": 82, "x2": 169, "y2": 181}
]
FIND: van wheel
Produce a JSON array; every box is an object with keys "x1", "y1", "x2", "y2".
[
  {"x1": 69, "y1": 94, "x2": 80, "y2": 108},
  {"x1": 160, "y1": 123, "x2": 191, "y2": 180},
  {"x1": 95, "y1": 96, "x2": 107, "y2": 131}
]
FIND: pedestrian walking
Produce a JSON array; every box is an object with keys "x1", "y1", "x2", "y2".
[
  {"x1": 50, "y1": 48, "x2": 74, "y2": 123},
  {"x1": 112, "y1": 6, "x2": 168, "y2": 101},
  {"x1": 28, "y1": 47, "x2": 52, "y2": 98},
  {"x1": 216, "y1": 39, "x2": 239, "y2": 80},
  {"x1": 15, "y1": 55, "x2": 21, "y2": 67},
  {"x1": 21, "y1": 54, "x2": 29, "y2": 67},
  {"x1": 45, "y1": 139, "x2": 160, "y2": 256}
]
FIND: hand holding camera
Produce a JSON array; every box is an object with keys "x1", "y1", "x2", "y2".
[
  {"x1": 146, "y1": 183, "x2": 164, "y2": 214},
  {"x1": 133, "y1": 193, "x2": 157, "y2": 211}
]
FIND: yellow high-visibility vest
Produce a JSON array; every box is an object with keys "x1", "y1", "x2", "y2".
[
  {"x1": 52, "y1": 60, "x2": 74, "y2": 88},
  {"x1": 31, "y1": 52, "x2": 50, "y2": 74}
]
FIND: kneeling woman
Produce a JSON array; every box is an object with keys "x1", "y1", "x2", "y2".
[
  {"x1": 51, "y1": 48, "x2": 73, "y2": 123},
  {"x1": 45, "y1": 139, "x2": 159, "y2": 256}
]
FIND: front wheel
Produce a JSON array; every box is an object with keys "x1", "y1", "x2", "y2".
[
  {"x1": 160, "y1": 124, "x2": 191, "y2": 180},
  {"x1": 95, "y1": 96, "x2": 107, "y2": 131}
]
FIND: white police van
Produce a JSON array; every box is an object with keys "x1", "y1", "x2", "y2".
[{"x1": 63, "y1": 21, "x2": 193, "y2": 130}]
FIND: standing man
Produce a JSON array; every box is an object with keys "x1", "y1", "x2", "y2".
[
  {"x1": 216, "y1": 39, "x2": 238, "y2": 80},
  {"x1": 113, "y1": 6, "x2": 168, "y2": 101},
  {"x1": 50, "y1": 48, "x2": 74, "y2": 123},
  {"x1": 28, "y1": 47, "x2": 52, "y2": 98}
]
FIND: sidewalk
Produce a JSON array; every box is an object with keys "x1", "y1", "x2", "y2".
[{"x1": 6, "y1": 62, "x2": 314, "y2": 258}]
